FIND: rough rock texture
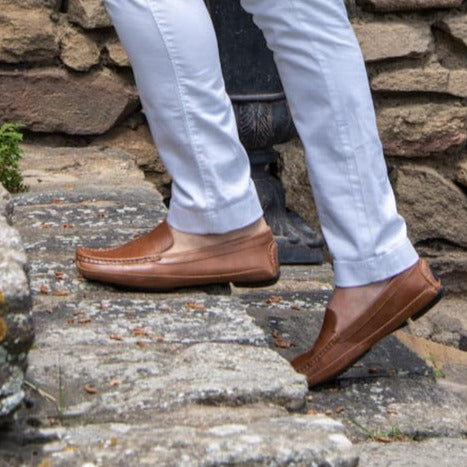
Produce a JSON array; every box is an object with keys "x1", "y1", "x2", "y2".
[
  {"x1": 358, "y1": 438, "x2": 467, "y2": 466},
  {"x1": 91, "y1": 123, "x2": 171, "y2": 197},
  {"x1": 19, "y1": 145, "x2": 147, "y2": 190},
  {"x1": 35, "y1": 417, "x2": 357, "y2": 466},
  {"x1": 58, "y1": 24, "x2": 101, "y2": 72},
  {"x1": 353, "y1": 22, "x2": 432, "y2": 62},
  {"x1": 457, "y1": 160, "x2": 467, "y2": 187},
  {"x1": 371, "y1": 65, "x2": 467, "y2": 98},
  {"x1": 0, "y1": 3, "x2": 58, "y2": 64},
  {"x1": 438, "y1": 13, "x2": 467, "y2": 47},
  {"x1": 394, "y1": 166, "x2": 467, "y2": 247},
  {"x1": 359, "y1": 0, "x2": 464, "y2": 11},
  {"x1": 0, "y1": 184, "x2": 34, "y2": 425},
  {"x1": 3, "y1": 147, "x2": 466, "y2": 464},
  {"x1": 377, "y1": 103, "x2": 467, "y2": 157},
  {"x1": 0, "y1": 148, "x2": 364, "y2": 465},
  {"x1": 0, "y1": 68, "x2": 138, "y2": 135},
  {"x1": 67, "y1": 0, "x2": 111, "y2": 29},
  {"x1": 105, "y1": 37, "x2": 130, "y2": 67}
]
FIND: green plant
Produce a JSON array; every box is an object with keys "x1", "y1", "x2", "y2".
[
  {"x1": 427, "y1": 353, "x2": 445, "y2": 379},
  {"x1": 345, "y1": 416, "x2": 412, "y2": 443},
  {"x1": 0, "y1": 122, "x2": 28, "y2": 193}
]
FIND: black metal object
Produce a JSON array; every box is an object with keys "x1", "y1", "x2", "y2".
[{"x1": 206, "y1": 0, "x2": 324, "y2": 264}]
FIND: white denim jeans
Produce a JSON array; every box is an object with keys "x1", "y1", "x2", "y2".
[{"x1": 103, "y1": 0, "x2": 419, "y2": 287}]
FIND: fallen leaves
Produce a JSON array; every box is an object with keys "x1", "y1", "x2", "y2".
[
  {"x1": 185, "y1": 302, "x2": 206, "y2": 311},
  {"x1": 83, "y1": 384, "x2": 97, "y2": 395},
  {"x1": 77, "y1": 317, "x2": 92, "y2": 324},
  {"x1": 265, "y1": 295, "x2": 282, "y2": 304},
  {"x1": 53, "y1": 290, "x2": 70, "y2": 297},
  {"x1": 67, "y1": 310, "x2": 93, "y2": 325},
  {"x1": 271, "y1": 329, "x2": 294, "y2": 349},
  {"x1": 109, "y1": 333, "x2": 123, "y2": 341}
]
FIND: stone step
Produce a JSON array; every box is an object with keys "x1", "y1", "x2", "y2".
[
  {"x1": 358, "y1": 438, "x2": 467, "y2": 467},
  {"x1": 3, "y1": 414, "x2": 357, "y2": 466},
  {"x1": 12, "y1": 185, "x2": 166, "y2": 234},
  {"x1": 27, "y1": 342, "x2": 307, "y2": 423},
  {"x1": 32, "y1": 296, "x2": 266, "y2": 347}
]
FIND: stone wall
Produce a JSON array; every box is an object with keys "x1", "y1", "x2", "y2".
[
  {"x1": 0, "y1": 184, "x2": 33, "y2": 425},
  {"x1": 0, "y1": 0, "x2": 466, "y2": 289}
]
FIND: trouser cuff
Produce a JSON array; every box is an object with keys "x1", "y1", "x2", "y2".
[
  {"x1": 167, "y1": 187, "x2": 264, "y2": 234},
  {"x1": 333, "y1": 238, "x2": 419, "y2": 287}
]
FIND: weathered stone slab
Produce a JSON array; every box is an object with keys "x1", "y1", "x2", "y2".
[
  {"x1": 0, "y1": 0, "x2": 59, "y2": 7},
  {"x1": 353, "y1": 21, "x2": 432, "y2": 62},
  {"x1": 377, "y1": 103, "x2": 467, "y2": 156},
  {"x1": 12, "y1": 186, "x2": 165, "y2": 234},
  {"x1": 34, "y1": 416, "x2": 357, "y2": 466},
  {"x1": 19, "y1": 146, "x2": 149, "y2": 191},
  {"x1": 402, "y1": 298, "x2": 467, "y2": 350},
  {"x1": 394, "y1": 166, "x2": 467, "y2": 247},
  {"x1": 417, "y1": 248, "x2": 467, "y2": 295},
  {"x1": 358, "y1": 438, "x2": 467, "y2": 467},
  {"x1": 371, "y1": 65, "x2": 467, "y2": 98},
  {"x1": 359, "y1": 0, "x2": 463, "y2": 12},
  {"x1": 28, "y1": 343, "x2": 307, "y2": 419},
  {"x1": 311, "y1": 376, "x2": 467, "y2": 442},
  {"x1": 68, "y1": 0, "x2": 112, "y2": 29},
  {"x1": 33, "y1": 297, "x2": 266, "y2": 347},
  {"x1": 0, "y1": 185, "x2": 34, "y2": 424},
  {"x1": 0, "y1": 4, "x2": 58, "y2": 64},
  {"x1": 0, "y1": 69, "x2": 138, "y2": 135}
]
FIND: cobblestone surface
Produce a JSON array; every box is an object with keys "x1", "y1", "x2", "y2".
[{"x1": 1, "y1": 148, "x2": 466, "y2": 465}]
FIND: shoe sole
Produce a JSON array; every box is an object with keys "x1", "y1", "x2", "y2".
[
  {"x1": 298, "y1": 285, "x2": 445, "y2": 388},
  {"x1": 78, "y1": 269, "x2": 281, "y2": 292}
]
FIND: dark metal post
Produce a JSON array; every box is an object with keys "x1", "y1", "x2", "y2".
[{"x1": 206, "y1": 0, "x2": 324, "y2": 264}]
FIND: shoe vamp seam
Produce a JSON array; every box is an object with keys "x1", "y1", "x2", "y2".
[{"x1": 77, "y1": 241, "x2": 270, "y2": 265}]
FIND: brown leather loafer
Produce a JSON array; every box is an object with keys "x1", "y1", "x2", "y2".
[
  {"x1": 291, "y1": 259, "x2": 444, "y2": 387},
  {"x1": 76, "y1": 221, "x2": 279, "y2": 290}
]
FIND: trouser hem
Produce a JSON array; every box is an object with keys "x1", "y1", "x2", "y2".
[
  {"x1": 333, "y1": 238, "x2": 419, "y2": 287},
  {"x1": 167, "y1": 185, "x2": 264, "y2": 234}
]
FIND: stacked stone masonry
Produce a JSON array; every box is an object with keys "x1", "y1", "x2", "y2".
[
  {"x1": 0, "y1": 184, "x2": 34, "y2": 425},
  {"x1": 0, "y1": 0, "x2": 465, "y2": 289}
]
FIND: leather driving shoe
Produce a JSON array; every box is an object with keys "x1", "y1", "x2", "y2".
[
  {"x1": 291, "y1": 259, "x2": 444, "y2": 387},
  {"x1": 76, "y1": 221, "x2": 279, "y2": 290}
]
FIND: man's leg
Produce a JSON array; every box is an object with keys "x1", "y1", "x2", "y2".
[
  {"x1": 103, "y1": 0, "x2": 263, "y2": 235},
  {"x1": 75, "y1": 0, "x2": 279, "y2": 289},
  {"x1": 240, "y1": 0, "x2": 418, "y2": 287},
  {"x1": 240, "y1": 0, "x2": 443, "y2": 385}
]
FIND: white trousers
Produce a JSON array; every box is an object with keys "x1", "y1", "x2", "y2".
[{"x1": 103, "y1": 0, "x2": 419, "y2": 287}]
